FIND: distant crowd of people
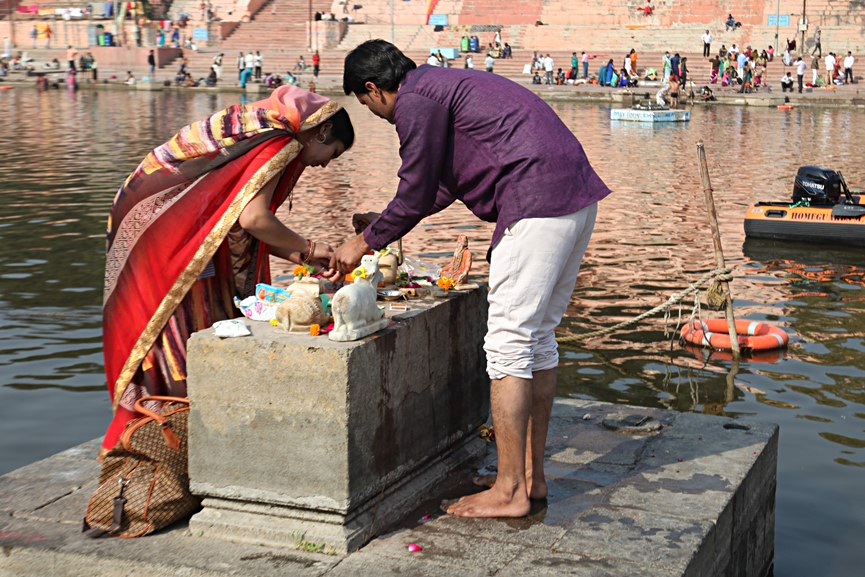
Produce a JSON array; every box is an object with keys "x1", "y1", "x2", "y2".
[{"x1": 6, "y1": 12, "x2": 857, "y2": 100}]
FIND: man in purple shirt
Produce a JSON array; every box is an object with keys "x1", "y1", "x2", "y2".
[{"x1": 333, "y1": 40, "x2": 611, "y2": 518}]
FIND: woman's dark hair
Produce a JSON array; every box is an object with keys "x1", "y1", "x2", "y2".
[
  {"x1": 343, "y1": 39, "x2": 417, "y2": 95},
  {"x1": 324, "y1": 107, "x2": 355, "y2": 150}
]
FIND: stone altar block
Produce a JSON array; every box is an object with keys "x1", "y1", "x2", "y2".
[{"x1": 186, "y1": 287, "x2": 490, "y2": 553}]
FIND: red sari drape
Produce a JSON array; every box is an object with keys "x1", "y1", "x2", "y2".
[{"x1": 101, "y1": 86, "x2": 340, "y2": 453}]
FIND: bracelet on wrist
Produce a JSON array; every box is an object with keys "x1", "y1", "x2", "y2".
[{"x1": 302, "y1": 239, "x2": 315, "y2": 264}]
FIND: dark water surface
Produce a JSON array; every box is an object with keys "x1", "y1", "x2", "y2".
[{"x1": 1, "y1": 89, "x2": 863, "y2": 576}]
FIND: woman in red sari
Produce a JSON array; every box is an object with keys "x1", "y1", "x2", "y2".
[{"x1": 101, "y1": 86, "x2": 353, "y2": 456}]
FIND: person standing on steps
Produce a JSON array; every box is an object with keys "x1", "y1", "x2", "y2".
[
  {"x1": 701, "y1": 29, "x2": 713, "y2": 58},
  {"x1": 811, "y1": 27, "x2": 822, "y2": 57},
  {"x1": 254, "y1": 51, "x2": 263, "y2": 80},
  {"x1": 796, "y1": 55, "x2": 807, "y2": 92}
]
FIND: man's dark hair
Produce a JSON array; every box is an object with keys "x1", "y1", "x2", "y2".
[
  {"x1": 343, "y1": 39, "x2": 417, "y2": 95},
  {"x1": 325, "y1": 107, "x2": 355, "y2": 150}
]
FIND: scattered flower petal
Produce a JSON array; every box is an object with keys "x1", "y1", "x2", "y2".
[{"x1": 407, "y1": 543, "x2": 423, "y2": 552}]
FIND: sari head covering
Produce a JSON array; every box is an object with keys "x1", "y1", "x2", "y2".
[{"x1": 101, "y1": 86, "x2": 340, "y2": 450}]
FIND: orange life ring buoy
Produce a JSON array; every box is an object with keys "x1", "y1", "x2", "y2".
[
  {"x1": 683, "y1": 344, "x2": 783, "y2": 364},
  {"x1": 777, "y1": 104, "x2": 794, "y2": 110},
  {"x1": 680, "y1": 319, "x2": 788, "y2": 351}
]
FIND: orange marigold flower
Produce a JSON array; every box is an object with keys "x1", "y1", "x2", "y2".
[
  {"x1": 309, "y1": 324, "x2": 321, "y2": 336},
  {"x1": 345, "y1": 273, "x2": 355, "y2": 283},
  {"x1": 437, "y1": 277, "x2": 455, "y2": 291},
  {"x1": 293, "y1": 265, "x2": 308, "y2": 278}
]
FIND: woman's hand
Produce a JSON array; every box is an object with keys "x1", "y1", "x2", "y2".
[
  {"x1": 307, "y1": 241, "x2": 333, "y2": 270},
  {"x1": 307, "y1": 242, "x2": 342, "y2": 280}
]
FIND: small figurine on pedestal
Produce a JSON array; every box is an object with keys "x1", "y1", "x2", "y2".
[
  {"x1": 274, "y1": 294, "x2": 329, "y2": 333},
  {"x1": 285, "y1": 275, "x2": 322, "y2": 300},
  {"x1": 352, "y1": 211, "x2": 403, "y2": 288},
  {"x1": 439, "y1": 234, "x2": 473, "y2": 286},
  {"x1": 377, "y1": 248, "x2": 400, "y2": 287},
  {"x1": 329, "y1": 253, "x2": 389, "y2": 342}
]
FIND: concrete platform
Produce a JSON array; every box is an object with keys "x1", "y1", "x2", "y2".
[
  {"x1": 0, "y1": 399, "x2": 777, "y2": 577},
  {"x1": 186, "y1": 287, "x2": 491, "y2": 554}
]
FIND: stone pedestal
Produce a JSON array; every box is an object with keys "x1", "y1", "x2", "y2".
[{"x1": 186, "y1": 288, "x2": 490, "y2": 553}]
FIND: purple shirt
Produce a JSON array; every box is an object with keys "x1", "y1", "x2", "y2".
[{"x1": 363, "y1": 65, "x2": 612, "y2": 260}]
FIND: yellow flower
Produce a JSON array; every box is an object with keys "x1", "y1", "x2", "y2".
[
  {"x1": 310, "y1": 324, "x2": 321, "y2": 336},
  {"x1": 351, "y1": 265, "x2": 368, "y2": 279},
  {"x1": 437, "y1": 276, "x2": 455, "y2": 291},
  {"x1": 269, "y1": 318, "x2": 279, "y2": 327}
]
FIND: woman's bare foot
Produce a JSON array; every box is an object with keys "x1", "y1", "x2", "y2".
[
  {"x1": 472, "y1": 474, "x2": 548, "y2": 500},
  {"x1": 443, "y1": 486, "x2": 531, "y2": 518}
]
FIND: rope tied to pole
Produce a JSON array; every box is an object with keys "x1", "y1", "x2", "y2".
[{"x1": 555, "y1": 265, "x2": 734, "y2": 344}]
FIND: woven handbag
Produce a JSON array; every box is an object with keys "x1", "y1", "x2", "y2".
[{"x1": 83, "y1": 396, "x2": 201, "y2": 537}]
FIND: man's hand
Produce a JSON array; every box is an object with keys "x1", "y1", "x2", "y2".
[{"x1": 331, "y1": 233, "x2": 371, "y2": 274}]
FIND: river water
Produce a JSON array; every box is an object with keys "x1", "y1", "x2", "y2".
[{"x1": 0, "y1": 88, "x2": 863, "y2": 576}]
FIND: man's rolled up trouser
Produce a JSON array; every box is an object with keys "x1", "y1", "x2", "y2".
[{"x1": 485, "y1": 203, "x2": 597, "y2": 380}]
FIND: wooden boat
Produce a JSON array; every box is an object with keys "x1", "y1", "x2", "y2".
[
  {"x1": 744, "y1": 166, "x2": 865, "y2": 247},
  {"x1": 610, "y1": 107, "x2": 690, "y2": 122}
]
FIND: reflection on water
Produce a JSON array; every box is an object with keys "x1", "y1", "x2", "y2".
[{"x1": 1, "y1": 89, "x2": 864, "y2": 576}]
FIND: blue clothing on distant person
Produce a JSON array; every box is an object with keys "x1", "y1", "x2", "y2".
[
  {"x1": 239, "y1": 68, "x2": 252, "y2": 88},
  {"x1": 671, "y1": 54, "x2": 680, "y2": 77}
]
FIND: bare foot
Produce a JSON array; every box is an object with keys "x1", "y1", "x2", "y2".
[
  {"x1": 443, "y1": 487, "x2": 531, "y2": 518},
  {"x1": 472, "y1": 474, "x2": 548, "y2": 500},
  {"x1": 529, "y1": 478, "x2": 547, "y2": 501}
]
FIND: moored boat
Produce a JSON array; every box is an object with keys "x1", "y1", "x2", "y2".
[
  {"x1": 610, "y1": 101, "x2": 690, "y2": 122},
  {"x1": 744, "y1": 166, "x2": 865, "y2": 247}
]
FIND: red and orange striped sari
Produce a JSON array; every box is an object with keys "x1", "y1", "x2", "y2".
[{"x1": 101, "y1": 86, "x2": 340, "y2": 454}]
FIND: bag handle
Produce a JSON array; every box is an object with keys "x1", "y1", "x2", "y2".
[{"x1": 132, "y1": 396, "x2": 189, "y2": 449}]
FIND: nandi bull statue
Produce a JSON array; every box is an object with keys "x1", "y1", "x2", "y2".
[{"x1": 328, "y1": 252, "x2": 390, "y2": 342}]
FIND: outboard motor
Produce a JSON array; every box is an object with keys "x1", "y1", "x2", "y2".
[{"x1": 791, "y1": 166, "x2": 843, "y2": 206}]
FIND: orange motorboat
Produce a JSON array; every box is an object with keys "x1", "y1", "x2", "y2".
[{"x1": 744, "y1": 166, "x2": 865, "y2": 247}]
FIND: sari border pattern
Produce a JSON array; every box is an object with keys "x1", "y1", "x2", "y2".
[
  {"x1": 104, "y1": 176, "x2": 204, "y2": 304},
  {"x1": 300, "y1": 101, "x2": 340, "y2": 132}
]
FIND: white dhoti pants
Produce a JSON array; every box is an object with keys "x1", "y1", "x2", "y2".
[{"x1": 484, "y1": 203, "x2": 598, "y2": 380}]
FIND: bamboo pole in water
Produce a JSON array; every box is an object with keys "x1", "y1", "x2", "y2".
[{"x1": 696, "y1": 141, "x2": 741, "y2": 359}]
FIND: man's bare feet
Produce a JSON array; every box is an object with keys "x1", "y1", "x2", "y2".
[
  {"x1": 472, "y1": 474, "x2": 548, "y2": 500},
  {"x1": 443, "y1": 486, "x2": 531, "y2": 518}
]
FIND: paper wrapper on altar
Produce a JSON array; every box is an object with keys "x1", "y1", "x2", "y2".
[{"x1": 234, "y1": 295, "x2": 278, "y2": 321}]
